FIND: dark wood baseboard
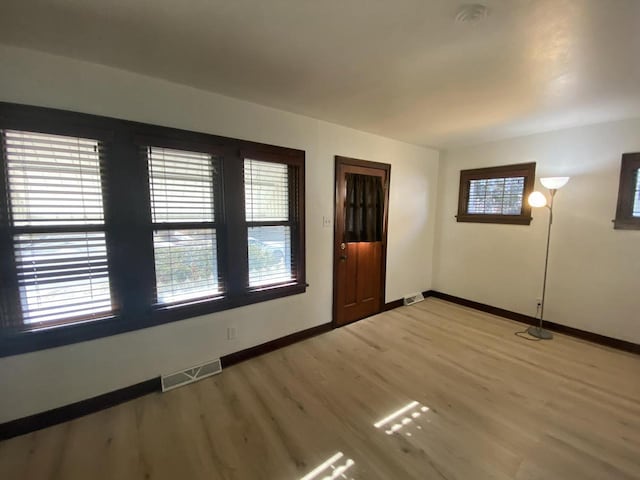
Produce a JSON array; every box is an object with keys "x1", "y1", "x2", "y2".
[
  {"x1": 0, "y1": 378, "x2": 161, "y2": 441},
  {"x1": 221, "y1": 322, "x2": 332, "y2": 368},
  {"x1": 6, "y1": 289, "x2": 634, "y2": 442},
  {"x1": 0, "y1": 322, "x2": 334, "y2": 441},
  {"x1": 383, "y1": 299, "x2": 403, "y2": 311},
  {"x1": 383, "y1": 290, "x2": 433, "y2": 311},
  {"x1": 428, "y1": 290, "x2": 640, "y2": 355}
]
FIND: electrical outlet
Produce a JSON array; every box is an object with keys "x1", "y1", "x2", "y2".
[
  {"x1": 535, "y1": 298, "x2": 542, "y2": 313},
  {"x1": 227, "y1": 326, "x2": 237, "y2": 340},
  {"x1": 322, "y1": 216, "x2": 332, "y2": 228}
]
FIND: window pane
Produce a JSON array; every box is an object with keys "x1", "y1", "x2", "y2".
[
  {"x1": 154, "y1": 229, "x2": 220, "y2": 304},
  {"x1": 633, "y1": 168, "x2": 640, "y2": 217},
  {"x1": 467, "y1": 177, "x2": 524, "y2": 215},
  {"x1": 248, "y1": 226, "x2": 292, "y2": 287},
  {"x1": 4, "y1": 130, "x2": 104, "y2": 226},
  {"x1": 14, "y1": 232, "x2": 112, "y2": 326},
  {"x1": 244, "y1": 159, "x2": 289, "y2": 221},
  {"x1": 148, "y1": 147, "x2": 215, "y2": 223}
]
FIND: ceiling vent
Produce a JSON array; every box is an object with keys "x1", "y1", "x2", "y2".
[
  {"x1": 161, "y1": 358, "x2": 222, "y2": 392},
  {"x1": 455, "y1": 4, "x2": 490, "y2": 24}
]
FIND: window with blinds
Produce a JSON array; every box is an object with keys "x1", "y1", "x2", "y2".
[
  {"x1": 613, "y1": 153, "x2": 640, "y2": 230},
  {"x1": 467, "y1": 177, "x2": 525, "y2": 215},
  {"x1": 457, "y1": 162, "x2": 535, "y2": 225},
  {"x1": 148, "y1": 146, "x2": 221, "y2": 304},
  {"x1": 0, "y1": 103, "x2": 306, "y2": 355},
  {"x1": 244, "y1": 159, "x2": 294, "y2": 287},
  {"x1": 2, "y1": 129, "x2": 113, "y2": 328},
  {"x1": 633, "y1": 168, "x2": 640, "y2": 217}
]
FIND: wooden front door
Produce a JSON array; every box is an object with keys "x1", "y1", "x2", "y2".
[{"x1": 333, "y1": 156, "x2": 390, "y2": 327}]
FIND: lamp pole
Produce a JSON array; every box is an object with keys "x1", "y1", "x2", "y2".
[{"x1": 528, "y1": 189, "x2": 556, "y2": 340}]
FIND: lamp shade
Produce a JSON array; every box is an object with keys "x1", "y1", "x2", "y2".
[
  {"x1": 528, "y1": 191, "x2": 547, "y2": 208},
  {"x1": 540, "y1": 176, "x2": 569, "y2": 189}
]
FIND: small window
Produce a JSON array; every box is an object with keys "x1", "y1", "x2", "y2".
[
  {"x1": 2, "y1": 129, "x2": 113, "y2": 329},
  {"x1": 613, "y1": 152, "x2": 640, "y2": 230},
  {"x1": 345, "y1": 173, "x2": 384, "y2": 242},
  {"x1": 244, "y1": 158, "x2": 296, "y2": 288},
  {"x1": 457, "y1": 162, "x2": 536, "y2": 225},
  {"x1": 148, "y1": 146, "x2": 222, "y2": 304}
]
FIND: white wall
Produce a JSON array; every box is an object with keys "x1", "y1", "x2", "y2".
[
  {"x1": 433, "y1": 119, "x2": 640, "y2": 343},
  {"x1": 0, "y1": 46, "x2": 440, "y2": 422}
]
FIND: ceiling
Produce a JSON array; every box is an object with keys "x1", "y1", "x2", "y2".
[{"x1": 1, "y1": 0, "x2": 639, "y2": 148}]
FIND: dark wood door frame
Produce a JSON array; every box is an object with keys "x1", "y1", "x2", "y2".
[{"x1": 332, "y1": 156, "x2": 391, "y2": 327}]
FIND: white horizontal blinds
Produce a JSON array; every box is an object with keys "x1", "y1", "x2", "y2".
[
  {"x1": 148, "y1": 146, "x2": 221, "y2": 304},
  {"x1": 5, "y1": 130, "x2": 104, "y2": 226},
  {"x1": 2, "y1": 129, "x2": 113, "y2": 327},
  {"x1": 244, "y1": 159, "x2": 293, "y2": 287},
  {"x1": 14, "y1": 233, "x2": 111, "y2": 325},
  {"x1": 633, "y1": 168, "x2": 640, "y2": 217},
  {"x1": 244, "y1": 159, "x2": 289, "y2": 222},
  {"x1": 467, "y1": 176, "x2": 525, "y2": 215},
  {"x1": 148, "y1": 147, "x2": 215, "y2": 222}
]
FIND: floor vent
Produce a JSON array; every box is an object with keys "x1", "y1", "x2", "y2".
[
  {"x1": 161, "y1": 359, "x2": 222, "y2": 392},
  {"x1": 403, "y1": 292, "x2": 425, "y2": 306}
]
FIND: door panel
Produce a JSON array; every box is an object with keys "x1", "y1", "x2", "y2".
[
  {"x1": 333, "y1": 157, "x2": 390, "y2": 327},
  {"x1": 356, "y1": 242, "x2": 381, "y2": 304},
  {"x1": 344, "y1": 243, "x2": 358, "y2": 307}
]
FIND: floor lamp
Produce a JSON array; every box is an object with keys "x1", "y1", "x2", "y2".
[{"x1": 526, "y1": 176, "x2": 570, "y2": 340}]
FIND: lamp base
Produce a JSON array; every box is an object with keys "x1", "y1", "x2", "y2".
[{"x1": 528, "y1": 326, "x2": 553, "y2": 340}]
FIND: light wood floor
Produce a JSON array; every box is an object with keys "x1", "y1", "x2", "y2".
[{"x1": 1, "y1": 298, "x2": 639, "y2": 479}]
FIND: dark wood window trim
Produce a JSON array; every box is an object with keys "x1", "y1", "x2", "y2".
[
  {"x1": 456, "y1": 162, "x2": 536, "y2": 225},
  {"x1": 0, "y1": 102, "x2": 306, "y2": 357},
  {"x1": 613, "y1": 152, "x2": 640, "y2": 230},
  {"x1": 241, "y1": 148, "x2": 305, "y2": 293}
]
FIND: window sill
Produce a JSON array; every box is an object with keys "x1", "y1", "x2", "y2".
[
  {"x1": 613, "y1": 218, "x2": 640, "y2": 230},
  {"x1": 456, "y1": 214, "x2": 532, "y2": 225},
  {"x1": 0, "y1": 283, "x2": 307, "y2": 358},
  {"x1": 152, "y1": 283, "x2": 306, "y2": 323}
]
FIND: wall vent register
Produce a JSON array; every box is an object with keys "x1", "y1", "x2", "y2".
[{"x1": 161, "y1": 358, "x2": 222, "y2": 392}]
